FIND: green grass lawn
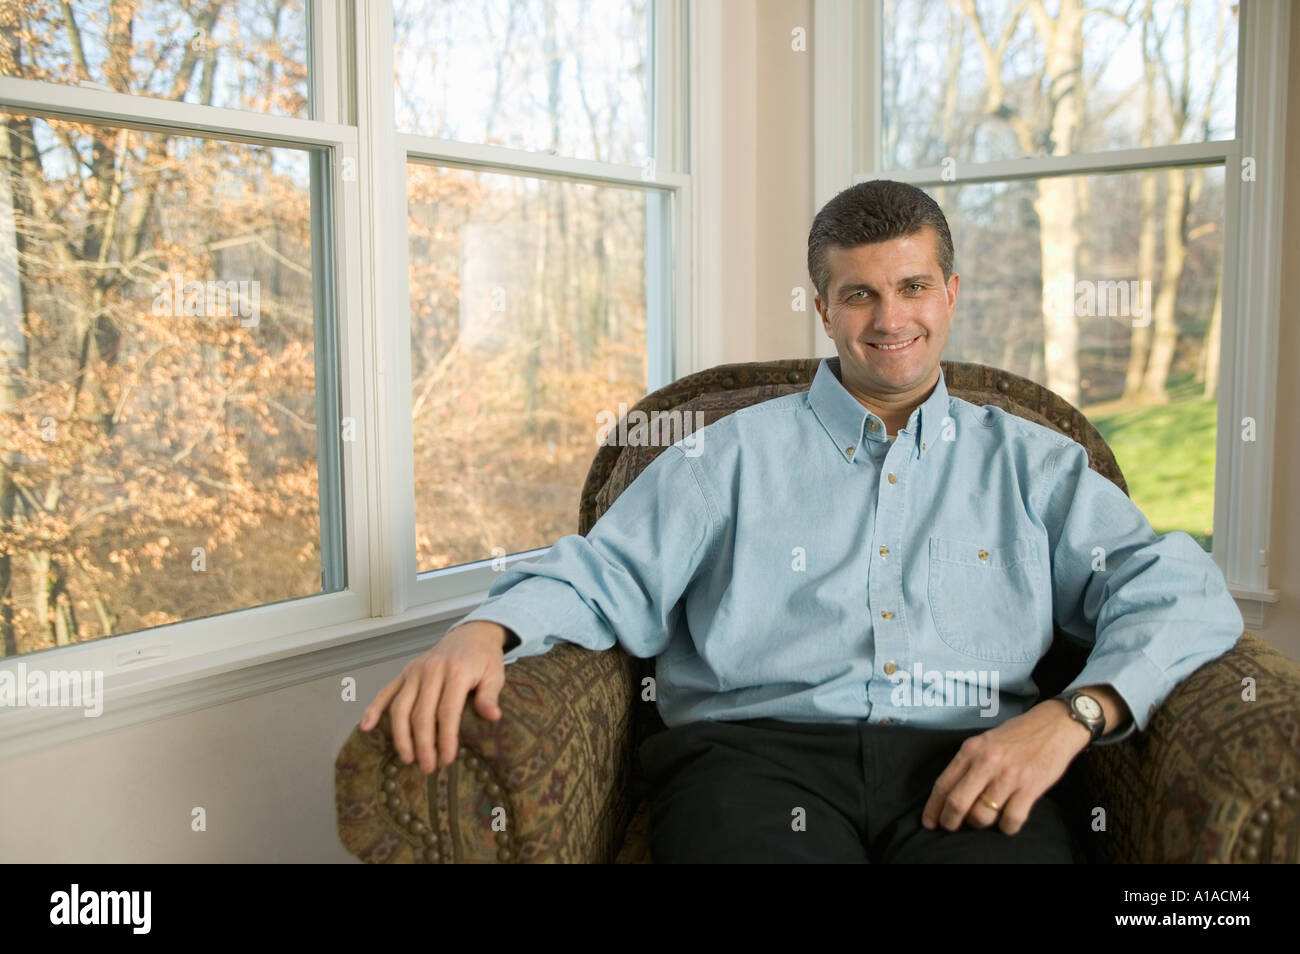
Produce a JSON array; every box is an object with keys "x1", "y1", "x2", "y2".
[{"x1": 1085, "y1": 384, "x2": 1217, "y2": 552}]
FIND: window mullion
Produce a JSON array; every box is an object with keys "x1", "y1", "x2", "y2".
[{"x1": 352, "y1": 0, "x2": 413, "y2": 617}]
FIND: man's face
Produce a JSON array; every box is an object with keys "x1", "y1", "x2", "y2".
[{"x1": 814, "y1": 226, "x2": 958, "y2": 403}]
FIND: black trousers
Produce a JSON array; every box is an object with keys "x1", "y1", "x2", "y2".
[{"x1": 637, "y1": 717, "x2": 1082, "y2": 863}]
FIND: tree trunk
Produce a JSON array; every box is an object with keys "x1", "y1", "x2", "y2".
[
  {"x1": 1125, "y1": 0, "x2": 1159, "y2": 398},
  {"x1": 1137, "y1": 166, "x2": 1189, "y2": 401}
]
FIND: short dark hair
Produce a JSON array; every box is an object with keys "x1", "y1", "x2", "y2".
[{"x1": 807, "y1": 180, "x2": 954, "y2": 301}]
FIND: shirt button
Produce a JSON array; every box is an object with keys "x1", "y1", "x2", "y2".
[
  {"x1": 883, "y1": 661, "x2": 897, "y2": 675},
  {"x1": 845, "y1": 446, "x2": 855, "y2": 457},
  {"x1": 878, "y1": 545, "x2": 889, "y2": 557},
  {"x1": 880, "y1": 717, "x2": 892, "y2": 725},
  {"x1": 868, "y1": 420, "x2": 880, "y2": 431},
  {"x1": 880, "y1": 610, "x2": 893, "y2": 620},
  {"x1": 978, "y1": 549, "x2": 989, "y2": 561},
  {"x1": 887, "y1": 473, "x2": 896, "y2": 484}
]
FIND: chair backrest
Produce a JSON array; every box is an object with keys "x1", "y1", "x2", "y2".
[{"x1": 576, "y1": 358, "x2": 1128, "y2": 745}]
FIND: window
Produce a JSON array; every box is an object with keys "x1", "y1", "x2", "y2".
[
  {"x1": 0, "y1": 0, "x2": 691, "y2": 745},
  {"x1": 0, "y1": 116, "x2": 341, "y2": 657},
  {"x1": 406, "y1": 166, "x2": 658, "y2": 572},
  {"x1": 390, "y1": 0, "x2": 688, "y2": 593},
  {"x1": 814, "y1": 0, "x2": 1285, "y2": 624},
  {"x1": 0, "y1": 0, "x2": 356, "y2": 664}
]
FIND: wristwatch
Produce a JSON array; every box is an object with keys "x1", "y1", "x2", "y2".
[
  {"x1": 1058, "y1": 689, "x2": 1105, "y2": 742},
  {"x1": 1055, "y1": 689, "x2": 1136, "y2": 746}
]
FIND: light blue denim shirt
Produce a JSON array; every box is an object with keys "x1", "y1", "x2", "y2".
[{"x1": 454, "y1": 356, "x2": 1243, "y2": 738}]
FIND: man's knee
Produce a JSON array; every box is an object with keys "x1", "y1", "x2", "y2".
[{"x1": 879, "y1": 797, "x2": 1079, "y2": 863}]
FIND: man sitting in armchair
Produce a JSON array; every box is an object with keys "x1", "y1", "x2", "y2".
[{"x1": 361, "y1": 179, "x2": 1243, "y2": 863}]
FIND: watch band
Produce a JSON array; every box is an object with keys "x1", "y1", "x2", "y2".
[{"x1": 1089, "y1": 716, "x2": 1137, "y2": 746}]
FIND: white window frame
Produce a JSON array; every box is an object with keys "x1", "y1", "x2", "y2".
[
  {"x1": 813, "y1": 0, "x2": 1287, "y2": 629},
  {"x1": 0, "y1": 0, "x2": 697, "y2": 760},
  {"x1": 384, "y1": 0, "x2": 693, "y2": 611}
]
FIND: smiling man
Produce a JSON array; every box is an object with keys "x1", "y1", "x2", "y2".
[{"x1": 362, "y1": 180, "x2": 1244, "y2": 863}]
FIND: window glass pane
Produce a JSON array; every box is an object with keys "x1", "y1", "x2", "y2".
[
  {"x1": 881, "y1": 0, "x2": 1237, "y2": 169},
  {"x1": 0, "y1": 112, "x2": 339, "y2": 657},
  {"x1": 394, "y1": 0, "x2": 651, "y2": 167},
  {"x1": 934, "y1": 165, "x2": 1225, "y2": 549},
  {"x1": 0, "y1": 0, "x2": 309, "y2": 118},
  {"x1": 407, "y1": 163, "x2": 650, "y2": 573}
]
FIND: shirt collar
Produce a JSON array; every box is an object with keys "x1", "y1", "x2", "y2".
[{"x1": 809, "y1": 356, "x2": 949, "y2": 462}]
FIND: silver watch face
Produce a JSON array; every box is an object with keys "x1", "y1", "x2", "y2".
[{"x1": 1074, "y1": 694, "x2": 1103, "y2": 721}]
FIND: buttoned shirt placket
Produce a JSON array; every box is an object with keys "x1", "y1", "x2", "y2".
[{"x1": 866, "y1": 412, "x2": 922, "y2": 727}]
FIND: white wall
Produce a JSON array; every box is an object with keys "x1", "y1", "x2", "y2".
[{"x1": 0, "y1": 657, "x2": 404, "y2": 862}]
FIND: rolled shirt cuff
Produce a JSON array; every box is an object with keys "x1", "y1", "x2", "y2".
[
  {"x1": 1055, "y1": 647, "x2": 1171, "y2": 741},
  {"x1": 451, "y1": 576, "x2": 605, "y2": 664}
]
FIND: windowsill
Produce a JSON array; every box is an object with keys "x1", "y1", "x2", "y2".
[
  {"x1": 1228, "y1": 584, "x2": 1280, "y2": 631},
  {"x1": 0, "y1": 590, "x2": 487, "y2": 762}
]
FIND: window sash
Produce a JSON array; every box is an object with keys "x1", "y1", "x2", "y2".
[
  {"x1": 0, "y1": 75, "x2": 372, "y2": 670},
  {"x1": 398, "y1": 144, "x2": 681, "y2": 580},
  {"x1": 385, "y1": 10, "x2": 692, "y2": 605}
]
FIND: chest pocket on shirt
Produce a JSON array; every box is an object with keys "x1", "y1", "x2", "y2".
[{"x1": 927, "y1": 536, "x2": 1051, "y2": 663}]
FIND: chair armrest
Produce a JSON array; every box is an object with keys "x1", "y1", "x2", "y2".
[
  {"x1": 335, "y1": 641, "x2": 640, "y2": 863},
  {"x1": 1074, "y1": 631, "x2": 1300, "y2": 863}
]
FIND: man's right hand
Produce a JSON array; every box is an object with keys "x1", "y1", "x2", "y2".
[{"x1": 359, "y1": 621, "x2": 512, "y2": 775}]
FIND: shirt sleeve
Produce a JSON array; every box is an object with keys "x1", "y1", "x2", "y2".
[
  {"x1": 449, "y1": 444, "x2": 722, "y2": 665},
  {"x1": 1037, "y1": 439, "x2": 1243, "y2": 737}
]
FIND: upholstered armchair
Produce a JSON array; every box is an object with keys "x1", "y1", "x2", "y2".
[{"x1": 335, "y1": 359, "x2": 1300, "y2": 863}]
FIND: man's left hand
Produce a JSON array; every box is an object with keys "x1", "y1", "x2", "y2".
[{"x1": 920, "y1": 700, "x2": 1091, "y2": 836}]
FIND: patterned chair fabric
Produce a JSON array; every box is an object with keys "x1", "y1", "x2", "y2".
[{"x1": 337, "y1": 359, "x2": 1300, "y2": 863}]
